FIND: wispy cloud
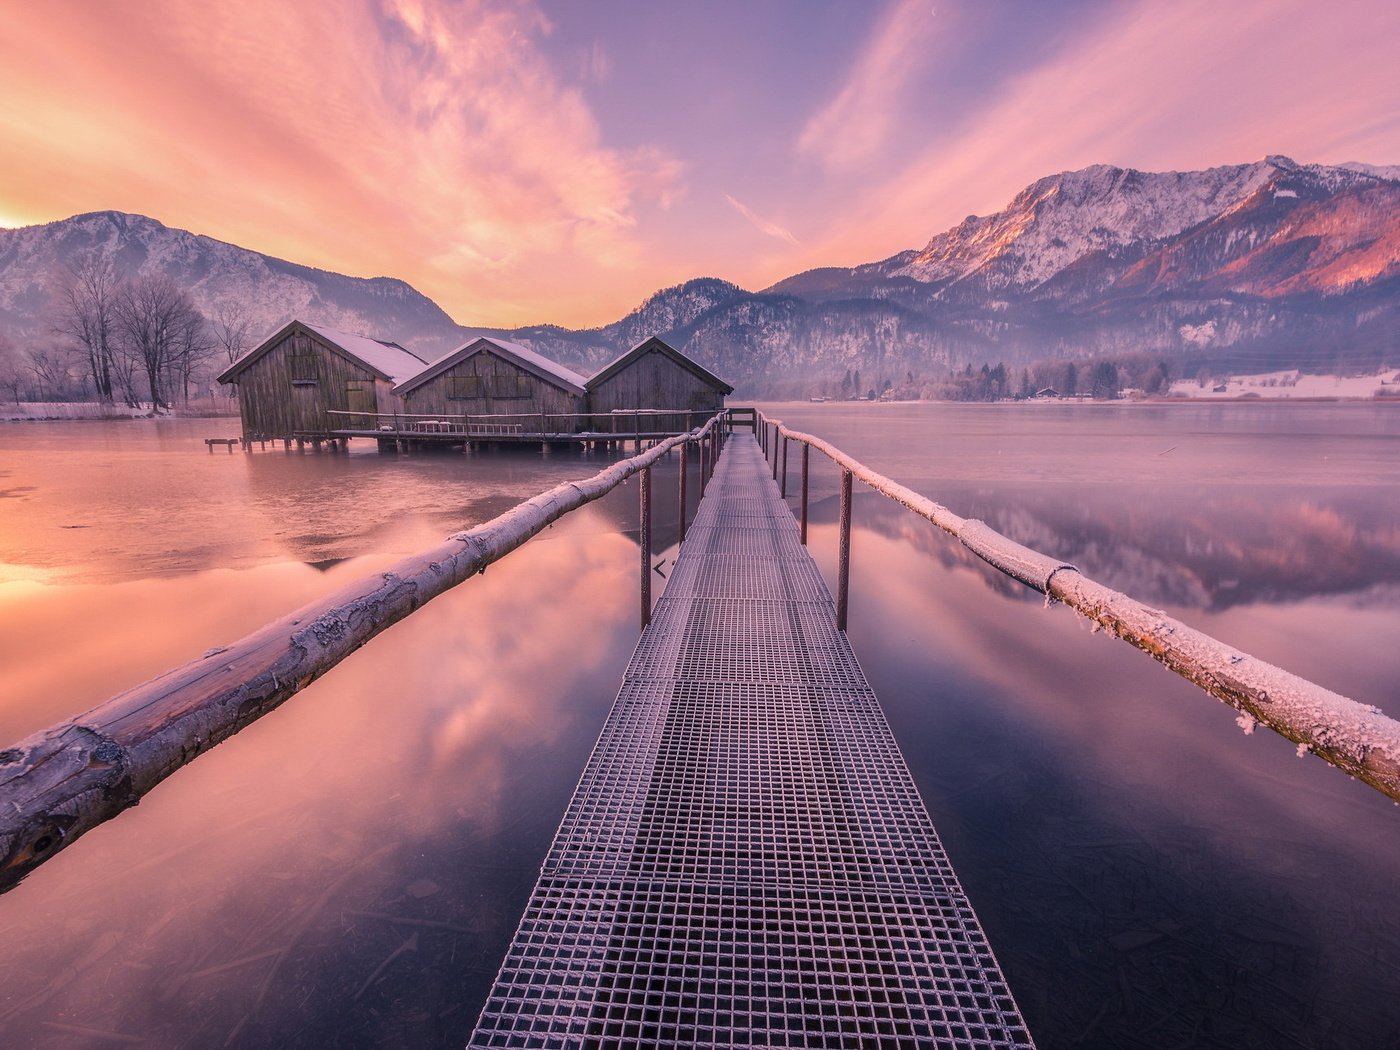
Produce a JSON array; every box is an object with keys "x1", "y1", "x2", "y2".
[
  {"x1": 725, "y1": 194, "x2": 799, "y2": 245},
  {"x1": 796, "y1": 0, "x2": 940, "y2": 171},
  {"x1": 579, "y1": 39, "x2": 612, "y2": 83},
  {"x1": 794, "y1": 0, "x2": 1400, "y2": 271},
  {"x1": 0, "y1": 0, "x2": 684, "y2": 325}
]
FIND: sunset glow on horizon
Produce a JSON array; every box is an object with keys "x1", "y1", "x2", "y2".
[{"x1": 2, "y1": 0, "x2": 1397, "y2": 329}]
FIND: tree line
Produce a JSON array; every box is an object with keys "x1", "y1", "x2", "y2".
[
  {"x1": 0, "y1": 257, "x2": 253, "y2": 409},
  {"x1": 872, "y1": 352, "x2": 1182, "y2": 403}
]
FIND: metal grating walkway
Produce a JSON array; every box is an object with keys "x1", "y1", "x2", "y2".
[{"x1": 468, "y1": 433, "x2": 1034, "y2": 1049}]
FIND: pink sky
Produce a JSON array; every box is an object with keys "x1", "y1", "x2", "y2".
[{"x1": 1, "y1": 0, "x2": 1397, "y2": 328}]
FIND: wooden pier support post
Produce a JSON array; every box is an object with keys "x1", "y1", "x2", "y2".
[
  {"x1": 678, "y1": 441, "x2": 689, "y2": 546},
  {"x1": 779, "y1": 436, "x2": 787, "y2": 494},
  {"x1": 640, "y1": 465, "x2": 652, "y2": 629},
  {"x1": 836, "y1": 468, "x2": 853, "y2": 631},
  {"x1": 800, "y1": 444, "x2": 810, "y2": 546}
]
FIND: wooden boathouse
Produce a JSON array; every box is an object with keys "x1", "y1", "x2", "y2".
[
  {"x1": 216, "y1": 321, "x2": 427, "y2": 443},
  {"x1": 218, "y1": 322, "x2": 736, "y2": 450},
  {"x1": 393, "y1": 336, "x2": 588, "y2": 435},
  {"x1": 586, "y1": 335, "x2": 734, "y2": 433}
]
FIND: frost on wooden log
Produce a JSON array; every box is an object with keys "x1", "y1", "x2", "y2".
[
  {"x1": 0, "y1": 415, "x2": 726, "y2": 894},
  {"x1": 769, "y1": 416, "x2": 1400, "y2": 807}
]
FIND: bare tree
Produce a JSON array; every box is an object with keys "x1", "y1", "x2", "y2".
[
  {"x1": 27, "y1": 347, "x2": 80, "y2": 401},
  {"x1": 211, "y1": 303, "x2": 254, "y2": 365},
  {"x1": 0, "y1": 334, "x2": 25, "y2": 405},
  {"x1": 114, "y1": 275, "x2": 205, "y2": 411},
  {"x1": 52, "y1": 255, "x2": 120, "y2": 402},
  {"x1": 170, "y1": 305, "x2": 216, "y2": 405}
]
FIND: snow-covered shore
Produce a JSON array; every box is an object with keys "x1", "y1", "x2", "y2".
[{"x1": 1167, "y1": 368, "x2": 1399, "y2": 400}]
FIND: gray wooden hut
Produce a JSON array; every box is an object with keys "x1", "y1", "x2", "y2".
[
  {"x1": 392, "y1": 337, "x2": 588, "y2": 433},
  {"x1": 585, "y1": 336, "x2": 733, "y2": 432},
  {"x1": 217, "y1": 320, "x2": 426, "y2": 440}
]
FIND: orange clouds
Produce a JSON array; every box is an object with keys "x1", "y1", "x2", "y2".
[
  {"x1": 1, "y1": 0, "x2": 1398, "y2": 329},
  {"x1": 0, "y1": 0, "x2": 682, "y2": 326}
]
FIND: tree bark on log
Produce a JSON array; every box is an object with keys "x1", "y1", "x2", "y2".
[
  {"x1": 0, "y1": 416, "x2": 726, "y2": 894},
  {"x1": 766, "y1": 415, "x2": 1400, "y2": 806}
]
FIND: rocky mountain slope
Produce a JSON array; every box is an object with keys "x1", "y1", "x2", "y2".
[
  {"x1": 0, "y1": 211, "x2": 468, "y2": 360},
  {"x1": 2, "y1": 155, "x2": 1396, "y2": 396},
  {"x1": 510, "y1": 155, "x2": 1399, "y2": 393}
]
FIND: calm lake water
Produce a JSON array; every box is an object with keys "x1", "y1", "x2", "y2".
[{"x1": 1, "y1": 404, "x2": 1397, "y2": 1049}]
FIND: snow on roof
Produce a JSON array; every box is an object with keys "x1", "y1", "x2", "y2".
[
  {"x1": 587, "y1": 337, "x2": 733, "y2": 394},
  {"x1": 394, "y1": 337, "x2": 588, "y2": 396},
  {"x1": 301, "y1": 323, "x2": 426, "y2": 383},
  {"x1": 216, "y1": 319, "x2": 427, "y2": 384}
]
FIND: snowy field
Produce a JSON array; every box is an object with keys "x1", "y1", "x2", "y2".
[
  {"x1": 1168, "y1": 368, "x2": 1400, "y2": 399},
  {"x1": 1, "y1": 400, "x2": 152, "y2": 421}
]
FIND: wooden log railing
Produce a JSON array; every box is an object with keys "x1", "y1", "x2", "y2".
[
  {"x1": 0, "y1": 413, "x2": 729, "y2": 894},
  {"x1": 753, "y1": 410, "x2": 1400, "y2": 807}
]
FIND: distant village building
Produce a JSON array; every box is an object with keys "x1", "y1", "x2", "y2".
[
  {"x1": 1034, "y1": 387, "x2": 1060, "y2": 399},
  {"x1": 586, "y1": 336, "x2": 734, "y2": 432},
  {"x1": 393, "y1": 337, "x2": 587, "y2": 429},
  {"x1": 216, "y1": 321, "x2": 426, "y2": 441}
]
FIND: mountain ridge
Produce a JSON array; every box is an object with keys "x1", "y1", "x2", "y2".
[{"x1": 2, "y1": 155, "x2": 1397, "y2": 396}]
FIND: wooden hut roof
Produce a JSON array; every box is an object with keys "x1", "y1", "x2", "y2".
[
  {"x1": 216, "y1": 320, "x2": 427, "y2": 385},
  {"x1": 393, "y1": 337, "x2": 588, "y2": 397},
  {"x1": 587, "y1": 337, "x2": 734, "y2": 395}
]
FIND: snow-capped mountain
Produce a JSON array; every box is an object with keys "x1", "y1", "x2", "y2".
[
  {"x1": 0, "y1": 211, "x2": 468, "y2": 358},
  {"x1": 2, "y1": 155, "x2": 1396, "y2": 396},
  {"x1": 688, "y1": 155, "x2": 1400, "y2": 389}
]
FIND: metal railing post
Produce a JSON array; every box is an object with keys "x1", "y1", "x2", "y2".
[
  {"x1": 700, "y1": 432, "x2": 710, "y2": 495},
  {"x1": 779, "y1": 435, "x2": 786, "y2": 491},
  {"x1": 678, "y1": 441, "x2": 689, "y2": 546},
  {"x1": 640, "y1": 466, "x2": 652, "y2": 629},
  {"x1": 837, "y1": 468, "x2": 853, "y2": 631},
  {"x1": 800, "y1": 444, "x2": 810, "y2": 545}
]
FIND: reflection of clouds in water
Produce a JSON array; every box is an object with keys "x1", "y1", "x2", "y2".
[
  {"x1": 839, "y1": 518, "x2": 1400, "y2": 1046},
  {"x1": 837, "y1": 523, "x2": 1400, "y2": 851},
  {"x1": 0, "y1": 509, "x2": 637, "y2": 1046},
  {"x1": 826, "y1": 485, "x2": 1400, "y2": 611}
]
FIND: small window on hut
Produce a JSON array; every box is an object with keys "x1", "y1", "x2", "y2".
[
  {"x1": 485, "y1": 373, "x2": 531, "y2": 399},
  {"x1": 448, "y1": 375, "x2": 482, "y2": 400},
  {"x1": 289, "y1": 334, "x2": 317, "y2": 385}
]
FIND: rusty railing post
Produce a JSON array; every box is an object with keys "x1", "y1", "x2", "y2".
[
  {"x1": 640, "y1": 465, "x2": 652, "y2": 629},
  {"x1": 678, "y1": 440, "x2": 689, "y2": 546},
  {"x1": 837, "y1": 468, "x2": 853, "y2": 631},
  {"x1": 800, "y1": 443, "x2": 810, "y2": 545}
]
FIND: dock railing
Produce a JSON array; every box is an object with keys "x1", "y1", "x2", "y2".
[
  {"x1": 0, "y1": 413, "x2": 730, "y2": 894},
  {"x1": 753, "y1": 409, "x2": 1400, "y2": 807},
  {"x1": 324, "y1": 407, "x2": 713, "y2": 440}
]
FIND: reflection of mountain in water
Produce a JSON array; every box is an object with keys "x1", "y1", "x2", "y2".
[{"x1": 817, "y1": 486, "x2": 1400, "y2": 611}]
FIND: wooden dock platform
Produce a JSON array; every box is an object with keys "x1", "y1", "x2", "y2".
[{"x1": 469, "y1": 432, "x2": 1033, "y2": 1047}]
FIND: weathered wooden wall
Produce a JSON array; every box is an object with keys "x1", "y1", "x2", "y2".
[
  {"x1": 234, "y1": 330, "x2": 392, "y2": 439},
  {"x1": 402, "y1": 350, "x2": 584, "y2": 427},
  {"x1": 588, "y1": 348, "x2": 726, "y2": 432}
]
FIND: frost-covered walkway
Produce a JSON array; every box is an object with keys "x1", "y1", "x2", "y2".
[{"x1": 468, "y1": 433, "x2": 1034, "y2": 1048}]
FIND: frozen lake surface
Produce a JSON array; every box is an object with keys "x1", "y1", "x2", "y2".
[{"x1": 1, "y1": 403, "x2": 1398, "y2": 1048}]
